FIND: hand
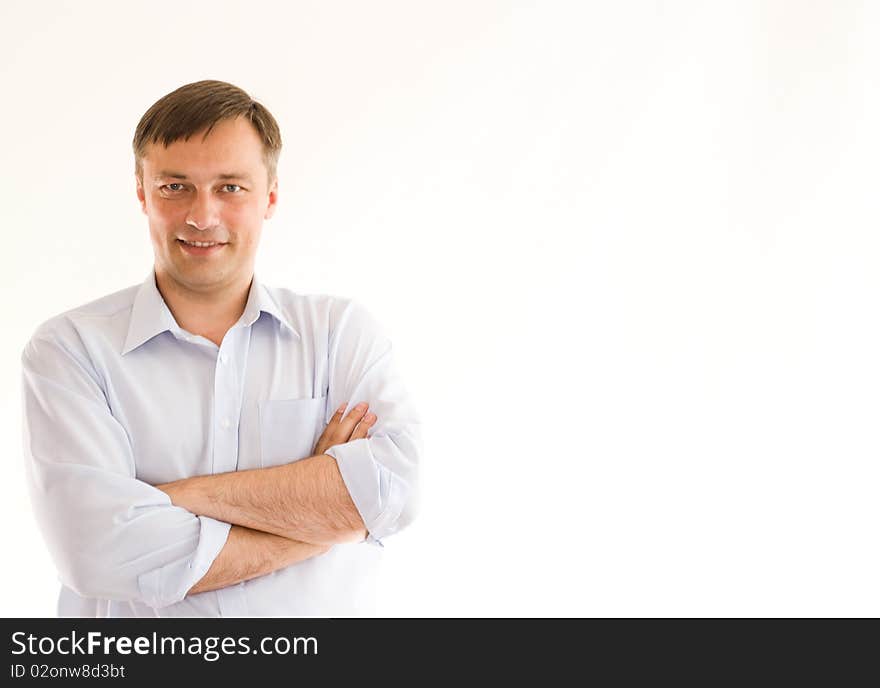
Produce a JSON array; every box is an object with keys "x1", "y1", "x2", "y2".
[{"x1": 313, "y1": 402, "x2": 376, "y2": 456}]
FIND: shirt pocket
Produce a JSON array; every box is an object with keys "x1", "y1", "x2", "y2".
[{"x1": 258, "y1": 397, "x2": 327, "y2": 468}]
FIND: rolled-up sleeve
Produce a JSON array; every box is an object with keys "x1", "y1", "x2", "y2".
[
  {"x1": 323, "y1": 300, "x2": 421, "y2": 545},
  {"x1": 21, "y1": 331, "x2": 230, "y2": 608}
]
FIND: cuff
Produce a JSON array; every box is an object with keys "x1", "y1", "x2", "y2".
[
  {"x1": 137, "y1": 516, "x2": 231, "y2": 608},
  {"x1": 326, "y1": 438, "x2": 406, "y2": 544}
]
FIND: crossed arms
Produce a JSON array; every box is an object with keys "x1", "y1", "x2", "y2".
[
  {"x1": 160, "y1": 403, "x2": 378, "y2": 595},
  {"x1": 22, "y1": 299, "x2": 420, "y2": 609}
]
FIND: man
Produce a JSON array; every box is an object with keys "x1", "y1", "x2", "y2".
[{"x1": 21, "y1": 80, "x2": 420, "y2": 617}]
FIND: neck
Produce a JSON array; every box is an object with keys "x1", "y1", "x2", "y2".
[{"x1": 155, "y1": 270, "x2": 252, "y2": 347}]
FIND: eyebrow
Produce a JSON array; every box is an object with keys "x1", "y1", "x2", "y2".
[{"x1": 153, "y1": 171, "x2": 254, "y2": 182}]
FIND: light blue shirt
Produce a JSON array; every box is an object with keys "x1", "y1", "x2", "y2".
[{"x1": 21, "y1": 272, "x2": 420, "y2": 617}]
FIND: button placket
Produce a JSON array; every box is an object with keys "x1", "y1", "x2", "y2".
[{"x1": 212, "y1": 334, "x2": 243, "y2": 475}]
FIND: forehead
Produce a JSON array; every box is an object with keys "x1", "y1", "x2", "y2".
[{"x1": 141, "y1": 117, "x2": 265, "y2": 178}]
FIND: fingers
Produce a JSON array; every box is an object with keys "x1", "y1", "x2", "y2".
[
  {"x1": 350, "y1": 412, "x2": 376, "y2": 441},
  {"x1": 330, "y1": 402, "x2": 347, "y2": 423},
  {"x1": 335, "y1": 402, "x2": 370, "y2": 440},
  {"x1": 313, "y1": 402, "x2": 348, "y2": 454},
  {"x1": 315, "y1": 401, "x2": 376, "y2": 455}
]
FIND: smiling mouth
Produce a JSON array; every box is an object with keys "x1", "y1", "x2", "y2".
[{"x1": 177, "y1": 239, "x2": 228, "y2": 248}]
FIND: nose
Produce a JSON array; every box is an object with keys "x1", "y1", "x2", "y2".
[{"x1": 185, "y1": 192, "x2": 221, "y2": 231}]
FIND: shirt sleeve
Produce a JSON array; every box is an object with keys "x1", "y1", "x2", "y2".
[
  {"x1": 21, "y1": 328, "x2": 231, "y2": 609},
  {"x1": 323, "y1": 300, "x2": 422, "y2": 545}
]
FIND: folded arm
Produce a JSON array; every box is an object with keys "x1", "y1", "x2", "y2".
[
  {"x1": 188, "y1": 526, "x2": 330, "y2": 595},
  {"x1": 22, "y1": 299, "x2": 420, "y2": 608},
  {"x1": 158, "y1": 403, "x2": 376, "y2": 546},
  {"x1": 159, "y1": 300, "x2": 421, "y2": 547},
  {"x1": 22, "y1": 331, "x2": 325, "y2": 607}
]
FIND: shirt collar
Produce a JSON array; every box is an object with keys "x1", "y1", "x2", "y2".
[
  {"x1": 122, "y1": 271, "x2": 298, "y2": 355},
  {"x1": 240, "y1": 273, "x2": 298, "y2": 337}
]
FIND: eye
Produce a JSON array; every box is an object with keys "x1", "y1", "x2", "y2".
[
  {"x1": 161, "y1": 183, "x2": 186, "y2": 193},
  {"x1": 222, "y1": 184, "x2": 242, "y2": 193}
]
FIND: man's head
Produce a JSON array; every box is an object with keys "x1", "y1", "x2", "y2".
[{"x1": 133, "y1": 80, "x2": 282, "y2": 297}]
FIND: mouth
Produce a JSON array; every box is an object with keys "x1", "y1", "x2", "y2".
[{"x1": 176, "y1": 238, "x2": 228, "y2": 256}]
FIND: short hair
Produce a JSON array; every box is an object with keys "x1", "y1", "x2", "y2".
[{"x1": 132, "y1": 80, "x2": 282, "y2": 185}]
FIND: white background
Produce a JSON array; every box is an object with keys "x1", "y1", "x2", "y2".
[{"x1": 1, "y1": 0, "x2": 878, "y2": 616}]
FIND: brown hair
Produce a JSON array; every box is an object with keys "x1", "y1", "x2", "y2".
[{"x1": 132, "y1": 80, "x2": 282, "y2": 185}]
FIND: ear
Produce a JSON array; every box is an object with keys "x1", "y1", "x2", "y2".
[
  {"x1": 135, "y1": 175, "x2": 147, "y2": 215},
  {"x1": 264, "y1": 177, "x2": 278, "y2": 220}
]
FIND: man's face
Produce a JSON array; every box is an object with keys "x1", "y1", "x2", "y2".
[{"x1": 136, "y1": 116, "x2": 277, "y2": 296}]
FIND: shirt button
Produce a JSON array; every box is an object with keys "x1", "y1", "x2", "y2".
[
  {"x1": 219, "y1": 353, "x2": 228, "y2": 364},
  {"x1": 220, "y1": 418, "x2": 231, "y2": 430}
]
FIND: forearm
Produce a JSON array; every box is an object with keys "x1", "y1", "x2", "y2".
[
  {"x1": 188, "y1": 525, "x2": 329, "y2": 595},
  {"x1": 159, "y1": 454, "x2": 366, "y2": 546}
]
